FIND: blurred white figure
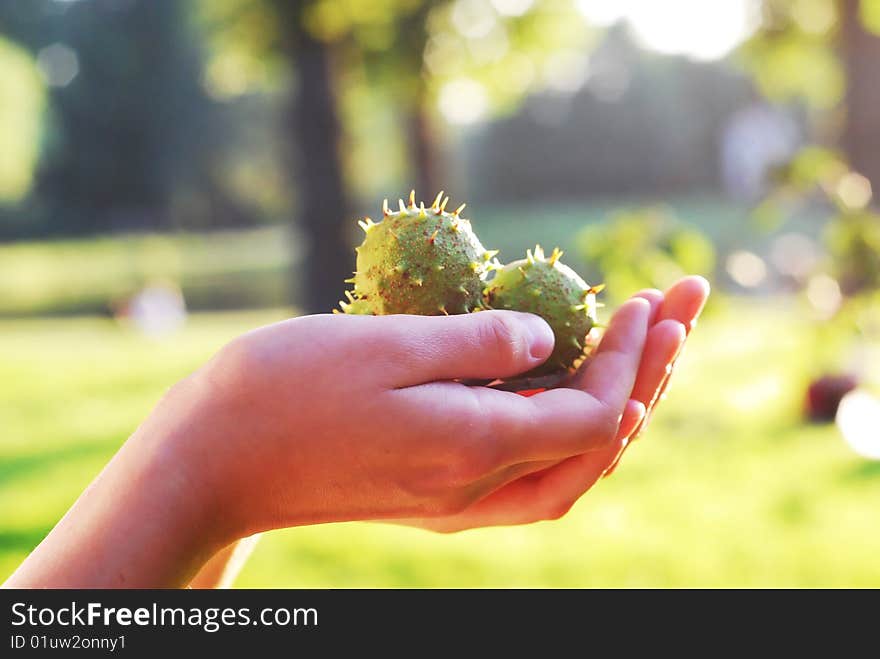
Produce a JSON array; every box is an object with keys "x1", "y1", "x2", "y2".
[
  {"x1": 725, "y1": 249, "x2": 767, "y2": 288},
  {"x1": 836, "y1": 389, "x2": 880, "y2": 460},
  {"x1": 126, "y1": 281, "x2": 187, "y2": 338},
  {"x1": 720, "y1": 102, "x2": 800, "y2": 202},
  {"x1": 771, "y1": 232, "x2": 821, "y2": 283}
]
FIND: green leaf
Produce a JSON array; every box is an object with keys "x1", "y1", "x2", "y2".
[{"x1": 862, "y1": 0, "x2": 880, "y2": 34}]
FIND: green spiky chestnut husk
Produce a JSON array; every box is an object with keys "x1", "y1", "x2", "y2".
[
  {"x1": 340, "y1": 192, "x2": 498, "y2": 315},
  {"x1": 483, "y1": 245, "x2": 601, "y2": 378}
]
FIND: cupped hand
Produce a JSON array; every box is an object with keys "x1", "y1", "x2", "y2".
[
  {"x1": 393, "y1": 275, "x2": 710, "y2": 532},
  {"x1": 171, "y1": 296, "x2": 658, "y2": 541},
  {"x1": 3, "y1": 277, "x2": 707, "y2": 588}
]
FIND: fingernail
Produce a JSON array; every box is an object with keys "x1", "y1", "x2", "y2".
[
  {"x1": 671, "y1": 321, "x2": 688, "y2": 359},
  {"x1": 602, "y1": 439, "x2": 628, "y2": 478},
  {"x1": 689, "y1": 277, "x2": 711, "y2": 328},
  {"x1": 520, "y1": 313, "x2": 555, "y2": 361}
]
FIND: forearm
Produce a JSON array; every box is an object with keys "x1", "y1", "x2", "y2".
[
  {"x1": 4, "y1": 385, "x2": 233, "y2": 589},
  {"x1": 189, "y1": 536, "x2": 261, "y2": 589}
]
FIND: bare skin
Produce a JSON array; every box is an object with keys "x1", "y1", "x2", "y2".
[
  {"x1": 189, "y1": 536, "x2": 261, "y2": 589},
  {"x1": 4, "y1": 276, "x2": 709, "y2": 589}
]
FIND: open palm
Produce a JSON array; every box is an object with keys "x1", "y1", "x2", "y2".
[{"x1": 394, "y1": 276, "x2": 710, "y2": 532}]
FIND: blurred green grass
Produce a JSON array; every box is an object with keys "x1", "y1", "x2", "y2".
[
  {"x1": 2, "y1": 301, "x2": 878, "y2": 587},
  {"x1": 0, "y1": 228, "x2": 298, "y2": 317},
  {"x1": 1, "y1": 195, "x2": 805, "y2": 318}
]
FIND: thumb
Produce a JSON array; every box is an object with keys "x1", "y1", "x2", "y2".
[{"x1": 364, "y1": 310, "x2": 555, "y2": 386}]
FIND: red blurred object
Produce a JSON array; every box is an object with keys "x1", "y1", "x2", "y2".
[
  {"x1": 516, "y1": 388, "x2": 546, "y2": 397},
  {"x1": 804, "y1": 373, "x2": 859, "y2": 422}
]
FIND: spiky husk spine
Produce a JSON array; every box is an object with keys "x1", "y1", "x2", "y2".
[
  {"x1": 483, "y1": 245, "x2": 603, "y2": 377},
  {"x1": 339, "y1": 191, "x2": 499, "y2": 315}
]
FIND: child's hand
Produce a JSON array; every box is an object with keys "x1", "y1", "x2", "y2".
[
  {"x1": 4, "y1": 276, "x2": 706, "y2": 588},
  {"x1": 392, "y1": 276, "x2": 710, "y2": 532},
  {"x1": 172, "y1": 296, "x2": 652, "y2": 541}
]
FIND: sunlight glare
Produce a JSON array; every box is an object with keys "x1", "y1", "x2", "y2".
[
  {"x1": 439, "y1": 78, "x2": 489, "y2": 125},
  {"x1": 726, "y1": 250, "x2": 766, "y2": 288},
  {"x1": 490, "y1": 0, "x2": 534, "y2": 16},
  {"x1": 837, "y1": 390, "x2": 880, "y2": 460},
  {"x1": 577, "y1": 0, "x2": 757, "y2": 61}
]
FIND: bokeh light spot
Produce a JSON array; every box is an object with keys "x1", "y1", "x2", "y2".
[
  {"x1": 806, "y1": 274, "x2": 842, "y2": 319},
  {"x1": 490, "y1": 0, "x2": 534, "y2": 17},
  {"x1": 36, "y1": 43, "x2": 79, "y2": 88},
  {"x1": 577, "y1": 0, "x2": 756, "y2": 61},
  {"x1": 835, "y1": 172, "x2": 872, "y2": 211},
  {"x1": 452, "y1": 0, "x2": 498, "y2": 39},
  {"x1": 439, "y1": 78, "x2": 489, "y2": 125},
  {"x1": 726, "y1": 250, "x2": 767, "y2": 288},
  {"x1": 837, "y1": 390, "x2": 880, "y2": 460}
]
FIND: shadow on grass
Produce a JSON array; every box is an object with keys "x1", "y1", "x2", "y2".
[
  {"x1": 773, "y1": 492, "x2": 811, "y2": 526},
  {"x1": 0, "y1": 441, "x2": 113, "y2": 487},
  {"x1": 841, "y1": 460, "x2": 880, "y2": 483},
  {"x1": 0, "y1": 526, "x2": 49, "y2": 553}
]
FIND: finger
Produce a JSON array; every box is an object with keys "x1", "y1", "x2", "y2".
[
  {"x1": 602, "y1": 441, "x2": 627, "y2": 477},
  {"x1": 493, "y1": 299, "x2": 649, "y2": 465},
  {"x1": 604, "y1": 280, "x2": 708, "y2": 475},
  {"x1": 490, "y1": 397, "x2": 644, "y2": 491},
  {"x1": 386, "y1": 400, "x2": 646, "y2": 532},
  {"x1": 631, "y1": 276, "x2": 710, "y2": 435},
  {"x1": 571, "y1": 297, "x2": 651, "y2": 411},
  {"x1": 534, "y1": 435, "x2": 626, "y2": 509},
  {"x1": 411, "y1": 435, "x2": 628, "y2": 532},
  {"x1": 656, "y1": 276, "x2": 710, "y2": 331},
  {"x1": 389, "y1": 379, "x2": 631, "y2": 475},
  {"x1": 629, "y1": 320, "x2": 687, "y2": 408},
  {"x1": 599, "y1": 399, "x2": 648, "y2": 478},
  {"x1": 633, "y1": 358, "x2": 678, "y2": 439},
  {"x1": 500, "y1": 387, "x2": 626, "y2": 462},
  {"x1": 605, "y1": 329, "x2": 687, "y2": 475},
  {"x1": 497, "y1": 433, "x2": 626, "y2": 524},
  {"x1": 350, "y1": 310, "x2": 555, "y2": 386},
  {"x1": 538, "y1": 397, "x2": 646, "y2": 487},
  {"x1": 608, "y1": 280, "x2": 710, "y2": 470},
  {"x1": 631, "y1": 288, "x2": 664, "y2": 325},
  {"x1": 479, "y1": 287, "x2": 659, "y2": 395},
  {"x1": 617, "y1": 398, "x2": 647, "y2": 440}
]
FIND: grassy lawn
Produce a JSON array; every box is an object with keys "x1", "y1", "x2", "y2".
[
  {"x1": 2, "y1": 300, "x2": 878, "y2": 587},
  {"x1": 0, "y1": 228, "x2": 298, "y2": 317},
  {"x1": 1, "y1": 195, "x2": 806, "y2": 318}
]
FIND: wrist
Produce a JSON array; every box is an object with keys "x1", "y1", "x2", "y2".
[
  {"x1": 131, "y1": 373, "x2": 247, "y2": 552},
  {"x1": 4, "y1": 379, "x2": 234, "y2": 588},
  {"x1": 114, "y1": 425, "x2": 231, "y2": 586}
]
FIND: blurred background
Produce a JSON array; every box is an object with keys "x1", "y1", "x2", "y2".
[{"x1": 2, "y1": 0, "x2": 880, "y2": 587}]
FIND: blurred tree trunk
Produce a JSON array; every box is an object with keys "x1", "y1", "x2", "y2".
[
  {"x1": 407, "y1": 84, "x2": 440, "y2": 199},
  {"x1": 275, "y1": 1, "x2": 352, "y2": 313},
  {"x1": 400, "y1": 4, "x2": 441, "y2": 198},
  {"x1": 841, "y1": 0, "x2": 880, "y2": 193}
]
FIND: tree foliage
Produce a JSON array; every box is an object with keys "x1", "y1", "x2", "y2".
[
  {"x1": 742, "y1": 0, "x2": 880, "y2": 301},
  {"x1": 0, "y1": 0, "x2": 228, "y2": 237},
  {"x1": 0, "y1": 37, "x2": 44, "y2": 205}
]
